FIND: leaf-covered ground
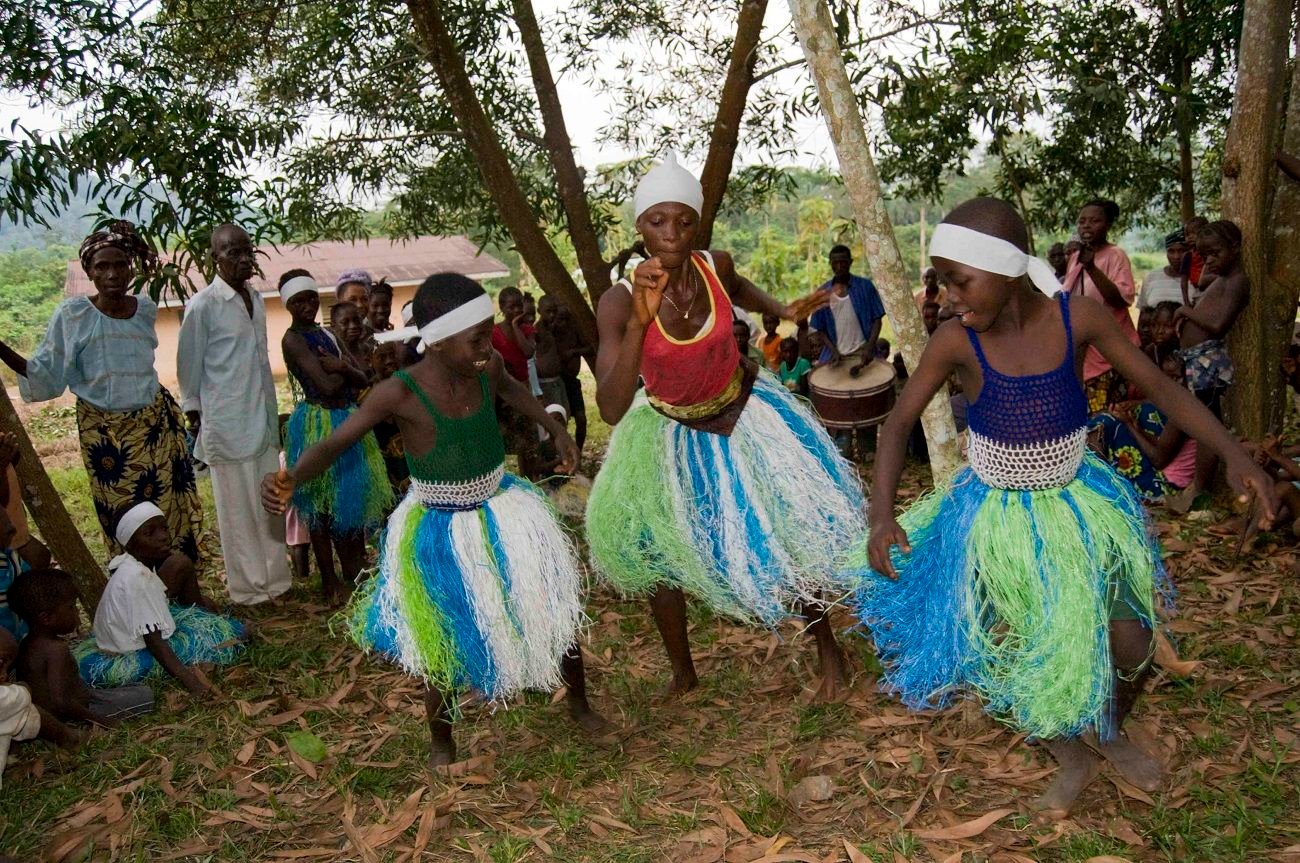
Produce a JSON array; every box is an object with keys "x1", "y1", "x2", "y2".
[{"x1": 3, "y1": 406, "x2": 1299, "y2": 862}]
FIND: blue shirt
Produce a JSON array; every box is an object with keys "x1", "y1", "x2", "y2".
[
  {"x1": 0, "y1": 548, "x2": 30, "y2": 641},
  {"x1": 19, "y1": 295, "x2": 162, "y2": 412},
  {"x1": 809, "y1": 275, "x2": 885, "y2": 362}
]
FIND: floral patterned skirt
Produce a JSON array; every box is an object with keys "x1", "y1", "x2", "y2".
[
  {"x1": 77, "y1": 387, "x2": 204, "y2": 561},
  {"x1": 1088, "y1": 404, "x2": 1177, "y2": 500}
]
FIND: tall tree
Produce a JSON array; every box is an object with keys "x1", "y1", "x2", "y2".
[
  {"x1": 787, "y1": 0, "x2": 962, "y2": 483},
  {"x1": 1222, "y1": 0, "x2": 1296, "y2": 438}
]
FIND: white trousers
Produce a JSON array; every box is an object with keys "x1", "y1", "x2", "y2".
[{"x1": 209, "y1": 447, "x2": 291, "y2": 605}]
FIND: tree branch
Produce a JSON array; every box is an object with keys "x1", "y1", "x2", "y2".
[{"x1": 751, "y1": 18, "x2": 952, "y2": 84}]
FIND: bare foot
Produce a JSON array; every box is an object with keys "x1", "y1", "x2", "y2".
[
  {"x1": 569, "y1": 704, "x2": 614, "y2": 734},
  {"x1": 1094, "y1": 733, "x2": 1164, "y2": 792},
  {"x1": 1032, "y1": 740, "x2": 1102, "y2": 819},
  {"x1": 661, "y1": 672, "x2": 699, "y2": 697},
  {"x1": 427, "y1": 738, "x2": 456, "y2": 770},
  {"x1": 813, "y1": 643, "x2": 849, "y2": 702}
]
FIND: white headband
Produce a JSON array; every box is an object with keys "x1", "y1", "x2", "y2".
[
  {"x1": 634, "y1": 152, "x2": 703, "y2": 219},
  {"x1": 929, "y1": 223, "x2": 1061, "y2": 297},
  {"x1": 373, "y1": 327, "x2": 416, "y2": 344},
  {"x1": 417, "y1": 293, "x2": 495, "y2": 346},
  {"x1": 115, "y1": 501, "x2": 164, "y2": 547},
  {"x1": 544, "y1": 403, "x2": 568, "y2": 420},
  {"x1": 400, "y1": 303, "x2": 414, "y2": 326},
  {"x1": 279, "y1": 275, "x2": 318, "y2": 304}
]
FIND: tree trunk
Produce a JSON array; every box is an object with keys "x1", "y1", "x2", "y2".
[
  {"x1": 787, "y1": 0, "x2": 961, "y2": 483},
  {"x1": 1173, "y1": 0, "x2": 1196, "y2": 223},
  {"x1": 510, "y1": 0, "x2": 612, "y2": 310},
  {"x1": 1223, "y1": 0, "x2": 1291, "y2": 439},
  {"x1": 407, "y1": 0, "x2": 599, "y2": 347},
  {"x1": 697, "y1": 0, "x2": 769, "y2": 248},
  {"x1": 0, "y1": 387, "x2": 105, "y2": 611}
]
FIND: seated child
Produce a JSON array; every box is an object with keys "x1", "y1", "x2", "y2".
[
  {"x1": 1089, "y1": 353, "x2": 1198, "y2": 500},
  {"x1": 776, "y1": 337, "x2": 812, "y2": 396},
  {"x1": 74, "y1": 503, "x2": 246, "y2": 696},
  {"x1": 10, "y1": 569, "x2": 154, "y2": 726},
  {"x1": 0, "y1": 626, "x2": 81, "y2": 787}
]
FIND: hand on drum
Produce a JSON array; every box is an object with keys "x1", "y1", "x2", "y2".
[
  {"x1": 631, "y1": 257, "x2": 670, "y2": 327},
  {"x1": 782, "y1": 290, "x2": 830, "y2": 323},
  {"x1": 848, "y1": 357, "x2": 871, "y2": 378},
  {"x1": 868, "y1": 516, "x2": 911, "y2": 579}
]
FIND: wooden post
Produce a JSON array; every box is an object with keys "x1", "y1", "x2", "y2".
[
  {"x1": 0, "y1": 386, "x2": 105, "y2": 610},
  {"x1": 787, "y1": 0, "x2": 961, "y2": 482}
]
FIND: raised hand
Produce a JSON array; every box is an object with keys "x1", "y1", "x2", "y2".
[
  {"x1": 630, "y1": 257, "x2": 669, "y2": 326},
  {"x1": 783, "y1": 290, "x2": 830, "y2": 322}
]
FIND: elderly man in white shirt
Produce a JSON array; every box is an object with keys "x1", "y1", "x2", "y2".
[{"x1": 177, "y1": 224, "x2": 290, "y2": 605}]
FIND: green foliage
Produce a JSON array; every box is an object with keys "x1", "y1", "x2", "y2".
[{"x1": 0, "y1": 244, "x2": 74, "y2": 353}]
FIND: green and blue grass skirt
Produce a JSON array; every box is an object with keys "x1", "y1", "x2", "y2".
[
  {"x1": 853, "y1": 452, "x2": 1172, "y2": 740},
  {"x1": 346, "y1": 474, "x2": 585, "y2": 701},
  {"x1": 74, "y1": 605, "x2": 247, "y2": 687},
  {"x1": 586, "y1": 373, "x2": 866, "y2": 625},
  {"x1": 286, "y1": 401, "x2": 393, "y2": 534}
]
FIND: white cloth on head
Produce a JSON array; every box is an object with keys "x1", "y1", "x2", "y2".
[
  {"x1": 928, "y1": 223, "x2": 1061, "y2": 297},
  {"x1": 634, "y1": 152, "x2": 703, "y2": 218},
  {"x1": 209, "y1": 447, "x2": 291, "y2": 605},
  {"x1": 417, "y1": 293, "x2": 494, "y2": 346},
  {"x1": 0, "y1": 684, "x2": 41, "y2": 789},
  {"x1": 93, "y1": 553, "x2": 176, "y2": 654},
  {"x1": 278, "y1": 275, "x2": 317, "y2": 304},
  {"x1": 114, "y1": 501, "x2": 164, "y2": 548},
  {"x1": 177, "y1": 276, "x2": 279, "y2": 464},
  {"x1": 19, "y1": 295, "x2": 162, "y2": 412}
]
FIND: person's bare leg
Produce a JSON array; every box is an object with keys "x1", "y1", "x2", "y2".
[
  {"x1": 424, "y1": 686, "x2": 456, "y2": 768},
  {"x1": 649, "y1": 586, "x2": 698, "y2": 694},
  {"x1": 561, "y1": 644, "x2": 612, "y2": 732},
  {"x1": 290, "y1": 543, "x2": 310, "y2": 584},
  {"x1": 573, "y1": 411, "x2": 587, "y2": 455},
  {"x1": 308, "y1": 527, "x2": 341, "y2": 604},
  {"x1": 158, "y1": 552, "x2": 204, "y2": 606},
  {"x1": 1033, "y1": 738, "x2": 1103, "y2": 817},
  {"x1": 801, "y1": 600, "x2": 847, "y2": 700},
  {"x1": 1091, "y1": 619, "x2": 1163, "y2": 791},
  {"x1": 335, "y1": 532, "x2": 367, "y2": 602}
]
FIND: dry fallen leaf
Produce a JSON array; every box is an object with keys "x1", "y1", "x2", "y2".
[{"x1": 911, "y1": 807, "x2": 1015, "y2": 841}]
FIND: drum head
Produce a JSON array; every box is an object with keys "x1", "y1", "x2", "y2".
[{"x1": 810, "y1": 359, "x2": 895, "y2": 394}]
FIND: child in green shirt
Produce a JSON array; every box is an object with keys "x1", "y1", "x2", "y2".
[{"x1": 777, "y1": 337, "x2": 812, "y2": 395}]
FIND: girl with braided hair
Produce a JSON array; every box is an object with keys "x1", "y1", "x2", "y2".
[{"x1": 0, "y1": 221, "x2": 203, "y2": 562}]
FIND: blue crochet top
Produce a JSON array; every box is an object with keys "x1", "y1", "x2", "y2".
[{"x1": 964, "y1": 294, "x2": 1089, "y2": 445}]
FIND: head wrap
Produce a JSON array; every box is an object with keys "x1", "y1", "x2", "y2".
[
  {"x1": 634, "y1": 152, "x2": 703, "y2": 219},
  {"x1": 929, "y1": 223, "x2": 1061, "y2": 297},
  {"x1": 115, "y1": 501, "x2": 165, "y2": 548},
  {"x1": 1164, "y1": 228, "x2": 1186, "y2": 249},
  {"x1": 377, "y1": 294, "x2": 495, "y2": 348},
  {"x1": 78, "y1": 220, "x2": 157, "y2": 277},
  {"x1": 279, "y1": 275, "x2": 317, "y2": 304},
  {"x1": 400, "y1": 302, "x2": 414, "y2": 326},
  {"x1": 336, "y1": 269, "x2": 373, "y2": 290}
]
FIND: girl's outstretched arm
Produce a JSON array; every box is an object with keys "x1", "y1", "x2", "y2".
[
  {"x1": 1074, "y1": 296, "x2": 1277, "y2": 524},
  {"x1": 868, "y1": 322, "x2": 963, "y2": 578}
]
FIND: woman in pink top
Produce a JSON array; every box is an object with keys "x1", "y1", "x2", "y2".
[{"x1": 1065, "y1": 199, "x2": 1138, "y2": 413}]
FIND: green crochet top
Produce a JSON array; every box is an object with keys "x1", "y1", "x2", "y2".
[{"x1": 394, "y1": 369, "x2": 505, "y2": 483}]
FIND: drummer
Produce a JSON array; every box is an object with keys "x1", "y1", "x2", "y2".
[{"x1": 807, "y1": 245, "x2": 886, "y2": 377}]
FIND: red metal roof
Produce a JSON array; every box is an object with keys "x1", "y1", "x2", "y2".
[{"x1": 64, "y1": 235, "x2": 511, "y2": 303}]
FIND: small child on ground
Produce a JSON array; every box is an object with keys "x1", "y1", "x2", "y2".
[
  {"x1": 0, "y1": 626, "x2": 81, "y2": 787},
  {"x1": 776, "y1": 337, "x2": 811, "y2": 396},
  {"x1": 74, "y1": 502, "x2": 247, "y2": 696},
  {"x1": 10, "y1": 568, "x2": 154, "y2": 726}
]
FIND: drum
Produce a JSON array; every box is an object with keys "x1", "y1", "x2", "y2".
[{"x1": 808, "y1": 360, "x2": 896, "y2": 430}]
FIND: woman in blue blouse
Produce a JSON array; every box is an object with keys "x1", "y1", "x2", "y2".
[{"x1": 0, "y1": 222, "x2": 203, "y2": 561}]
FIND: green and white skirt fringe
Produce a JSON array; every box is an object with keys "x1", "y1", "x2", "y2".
[
  {"x1": 586, "y1": 373, "x2": 866, "y2": 626},
  {"x1": 347, "y1": 469, "x2": 585, "y2": 701},
  {"x1": 285, "y1": 401, "x2": 393, "y2": 534},
  {"x1": 854, "y1": 443, "x2": 1172, "y2": 740},
  {"x1": 74, "y1": 605, "x2": 247, "y2": 688}
]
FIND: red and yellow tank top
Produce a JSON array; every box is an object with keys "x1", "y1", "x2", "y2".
[{"x1": 634, "y1": 251, "x2": 740, "y2": 407}]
